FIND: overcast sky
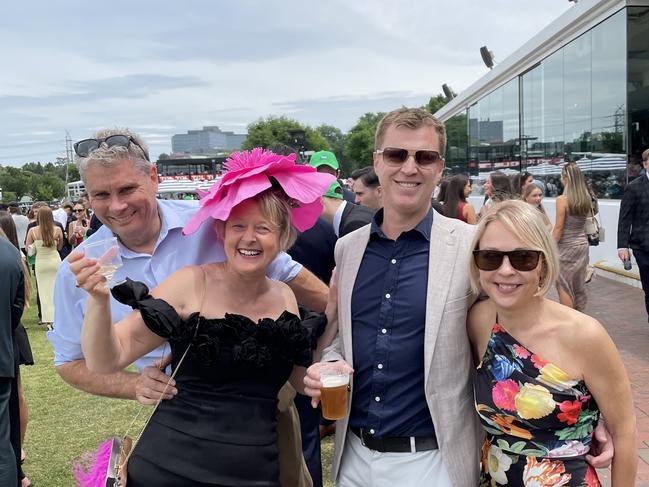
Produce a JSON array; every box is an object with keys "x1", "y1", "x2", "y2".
[{"x1": 0, "y1": 0, "x2": 572, "y2": 167}]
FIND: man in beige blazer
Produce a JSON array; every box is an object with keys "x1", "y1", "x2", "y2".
[
  {"x1": 305, "y1": 108, "x2": 613, "y2": 486},
  {"x1": 305, "y1": 107, "x2": 482, "y2": 486}
]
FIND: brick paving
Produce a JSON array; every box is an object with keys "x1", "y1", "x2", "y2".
[{"x1": 572, "y1": 275, "x2": 649, "y2": 486}]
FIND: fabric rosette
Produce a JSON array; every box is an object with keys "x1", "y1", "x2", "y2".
[{"x1": 182, "y1": 148, "x2": 336, "y2": 235}]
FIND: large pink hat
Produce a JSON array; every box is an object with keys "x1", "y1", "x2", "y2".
[{"x1": 182, "y1": 148, "x2": 335, "y2": 235}]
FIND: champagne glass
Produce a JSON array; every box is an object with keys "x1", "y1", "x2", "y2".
[{"x1": 83, "y1": 237, "x2": 123, "y2": 286}]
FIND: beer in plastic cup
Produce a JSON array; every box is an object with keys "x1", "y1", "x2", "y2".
[{"x1": 320, "y1": 366, "x2": 350, "y2": 420}]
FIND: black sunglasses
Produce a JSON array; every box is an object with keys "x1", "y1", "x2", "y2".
[
  {"x1": 72, "y1": 209, "x2": 85, "y2": 213},
  {"x1": 73, "y1": 135, "x2": 149, "y2": 161},
  {"x1": 473, "y1": 249, "x2": 542, "y2": 272},
  {"x1": 376, "y1": 147, "x2": 441, "y2": 167}
]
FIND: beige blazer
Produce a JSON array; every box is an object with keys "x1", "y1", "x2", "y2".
[{"x1": 322, "y1": 212, "x2": 483, "y2": 486}]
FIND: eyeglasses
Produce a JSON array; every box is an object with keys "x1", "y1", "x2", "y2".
[
  {"x1": 72, "y1": 209, "x2": 85, "y2": 213},
  {"x1": 473, "y1": 249, "x2": 542, "y2": 272},
  {"x1": 375, "y1": 147, "x2": 442, "y2": 167},
  {"x1": 73, "y1": 135, "x2": 149, "y2": 161}
]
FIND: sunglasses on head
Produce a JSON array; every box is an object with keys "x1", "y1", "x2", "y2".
[
  {"x1": 73, "y1": 135, "x2": 149, "y2": 161},
  {"x1": 473, "y1": 249, "x2": 542, "y2": 272},
  {"x1": 375, "y1": 147, "x2": 441, "y2": 167}
]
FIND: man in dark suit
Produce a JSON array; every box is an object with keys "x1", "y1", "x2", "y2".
[
  {"x1": 618, "y1": 147, "x2": 649, "y2": 321},
  {"x1": 0, "y1": 236, "x2": 24, "y2": 486},
  {"x1": 287, "y1": 217, "x2": 336, "y2": 487},
  {"x1": 321, "y1": 181, "x2": 375, "y2": 237}
]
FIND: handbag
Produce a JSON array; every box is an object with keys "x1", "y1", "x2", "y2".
[
  {"x1": 585, "y1": 206, "x2": 600, "y2": 247},
  {"x1": 27, "y1": 243, "x2": 37, "y2": 257},
  {"x1": 74, "y1": 345, "x2": 192, "y2": 487}
]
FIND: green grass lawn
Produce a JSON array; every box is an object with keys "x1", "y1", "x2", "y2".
[{"x1": 19, "y1": 297, "x2": 336, "y2": 486}]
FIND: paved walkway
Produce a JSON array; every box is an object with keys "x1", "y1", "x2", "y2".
[{"x1": 574, "y1": 275, "x2": 649, "y2": 486}]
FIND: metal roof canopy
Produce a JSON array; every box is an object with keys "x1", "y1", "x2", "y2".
[{"x1": 434, "y1": 0, "x2": 640, "y2": 121}]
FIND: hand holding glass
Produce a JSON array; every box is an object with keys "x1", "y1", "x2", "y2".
[
  {"x1": 83, "y1": 237, "x2": 123, "y2": 287},
  {"x1": 319, "y1": 364, "x2": 350, "y2": 420}
]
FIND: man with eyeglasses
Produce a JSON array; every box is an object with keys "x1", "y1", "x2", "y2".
[
  {"x1": 47, "y1": 128, "x2": 328, "y2": 486},
  {"x1": 304, "y1": 107, "x2": 612, "y2": 486}
]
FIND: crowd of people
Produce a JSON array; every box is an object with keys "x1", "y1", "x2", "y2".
[
  {"x1": 0, "y1": 196, "x2": 98, "y2": 486},
  {"x1": 0, "y1": 106, "x2": 645, "y2": 486}
]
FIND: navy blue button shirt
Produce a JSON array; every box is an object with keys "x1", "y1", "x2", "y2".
[{"x1": 348, "y1": 208, "x2": 436, "y2": 439}]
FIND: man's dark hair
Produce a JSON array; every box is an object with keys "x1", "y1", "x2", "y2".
[
  {"x1": 350, "y1": 166, "x2": 372, "y2": 181},
  {"x1": 358, "y1": 167, "x2": 380, "y2": 189}
]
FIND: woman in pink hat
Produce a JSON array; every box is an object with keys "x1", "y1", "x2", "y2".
[{"x1": 70, "y1": 149, "x2": 336, "y2": 487}]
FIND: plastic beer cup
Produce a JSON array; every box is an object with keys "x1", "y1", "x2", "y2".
[
  {"x1": 320, "y1": 365, "x2": 350, "y2": 420},
  {"x1": 83, "y1": 237, "x2": 123, "y2": 287}
]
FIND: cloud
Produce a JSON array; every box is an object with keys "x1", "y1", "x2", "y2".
[
  {"x1": 0, "y1": 0, "x2": 572, "y2": 166},
  {"x1": 0, "y1": 74, "x2": 208, "y2": 110}
]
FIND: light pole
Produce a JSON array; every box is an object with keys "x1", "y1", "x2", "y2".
[{"x1": 288, "y1": 129, "x2": 306, "y2": 163}]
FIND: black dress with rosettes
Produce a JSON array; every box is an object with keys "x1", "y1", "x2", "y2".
[{"x1": 111, "y1": 279, "x2": 312, "y2": 487}]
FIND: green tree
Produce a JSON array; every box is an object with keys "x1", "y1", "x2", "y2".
[
  {"x1": 316, "y1": 124, "x2": 347, "y2": 169},
  {"x1": 0, "y1": 167, "x2": 32, "y2": 199},
  {"x1": 67, "y1": 164, "x2": 81, "y2": 182},
  {"x1": 22, "y1": 162, "x2": 44, "y2": 174},
  {"x1": 33, "y1": 173, "x2": 65, "y2": 201},
  {"x1": 243, "y1": 116, "x2": 329, "y2": 155},
  {"x1": 424, "y1": 94, "x2": 448, "y2": 115},
  {"x1": 343, "y1": 112, "x2": 385, "y2": 173},
  {"x1": 1, "y1": 191, "x2": 17, "y2": 203}
]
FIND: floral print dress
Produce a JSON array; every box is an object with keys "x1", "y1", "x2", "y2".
[{"x1": 474, "y1": 322, "x2": 601, "y2": 486}]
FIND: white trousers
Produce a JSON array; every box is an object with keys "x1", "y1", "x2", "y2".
[{"x1": 337, "y1": 431, "x2": 453, "y2": 487}]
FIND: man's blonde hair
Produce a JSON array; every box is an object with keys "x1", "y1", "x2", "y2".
[
  {"x1": 76, "y1": 128, "x2": 151, "y2": 184},
  {"x1": 468, "y1": 200, "x2": 559, "y2": 297},
  {"x1": 374, "y1": 107, "x2": 446, "y2": 156}
]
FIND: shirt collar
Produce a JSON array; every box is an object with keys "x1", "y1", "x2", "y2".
[
  {"x1": 370, "y1": 207, "x2": 433, "y2": 241},
  {"x1": 159, "y1": 200, "x2": 186, "y2": 231},
  {"x1": 333, "y1": 200, "x2": 348, "y2": 237},
  {"x1": 118, "y1": 200, "x2": 184, "y2": 258}
]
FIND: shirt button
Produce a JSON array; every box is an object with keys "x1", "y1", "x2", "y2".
[
  {"x1": 369, "y1": 429, "x2": 375, "y2": 435},
  {"x1": 385, "y1": 293, "x2": 391, "y2": 299},
  {"x1": 381, "y1": 328, "x2": 387, "y2": 334},
  {"x1": 391, "y1": 259, "x2": 397, "y2": 264},
  {"x1": 375, "y1": 396, "x2": 381, "y2": 402},
  {"x1": 377, "y1": 364, "x2": 383, "y2": 369}
]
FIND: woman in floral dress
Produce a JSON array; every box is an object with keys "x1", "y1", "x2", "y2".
[{"x1": 467, "y1": 200, "x2": 636, "y2": 486}]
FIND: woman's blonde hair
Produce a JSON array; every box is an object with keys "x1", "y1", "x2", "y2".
[
  {"x1": 523, "y1": 182, "x2": 548, "y2": 216},
  {"x1": 36, "y1": 206, "x2": 56, "y2": 248},
  {"x1": 561, "y1": 162, "x2": 592, "y2": 216},
  {"x1": 215, "y1": 187, "x2": 298, "y2": 252},
  {"x1": 468, "y1": 200, "x2": 559, "y2": 297}
]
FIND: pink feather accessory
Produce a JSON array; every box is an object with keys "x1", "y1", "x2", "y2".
[
  {"x1": 73, "y1": 438, "x2": 113, "y2": 486},
  {"x1": 73, "y1": 437, "x2": 131, "y2": 486},
  {"x1": 182, "y1": 148, "x2": 335, "y2": 235}
]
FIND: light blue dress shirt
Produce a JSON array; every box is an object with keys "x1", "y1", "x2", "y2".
[{"x1": 48, "y1": 199, "x2": 302, "y2": 370}]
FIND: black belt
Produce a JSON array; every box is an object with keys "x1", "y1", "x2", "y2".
[{"x1": 350, "y1": 427, "x2": 438, "y2": 453}]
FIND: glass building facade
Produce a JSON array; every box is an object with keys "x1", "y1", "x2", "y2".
[{"x1": 442, "y1": 6, "x2": 649, "y2": 199}]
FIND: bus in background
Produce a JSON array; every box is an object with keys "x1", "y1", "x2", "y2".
[{"x1": 67, "y1": 180, "x2": 85, "y2": 200}]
